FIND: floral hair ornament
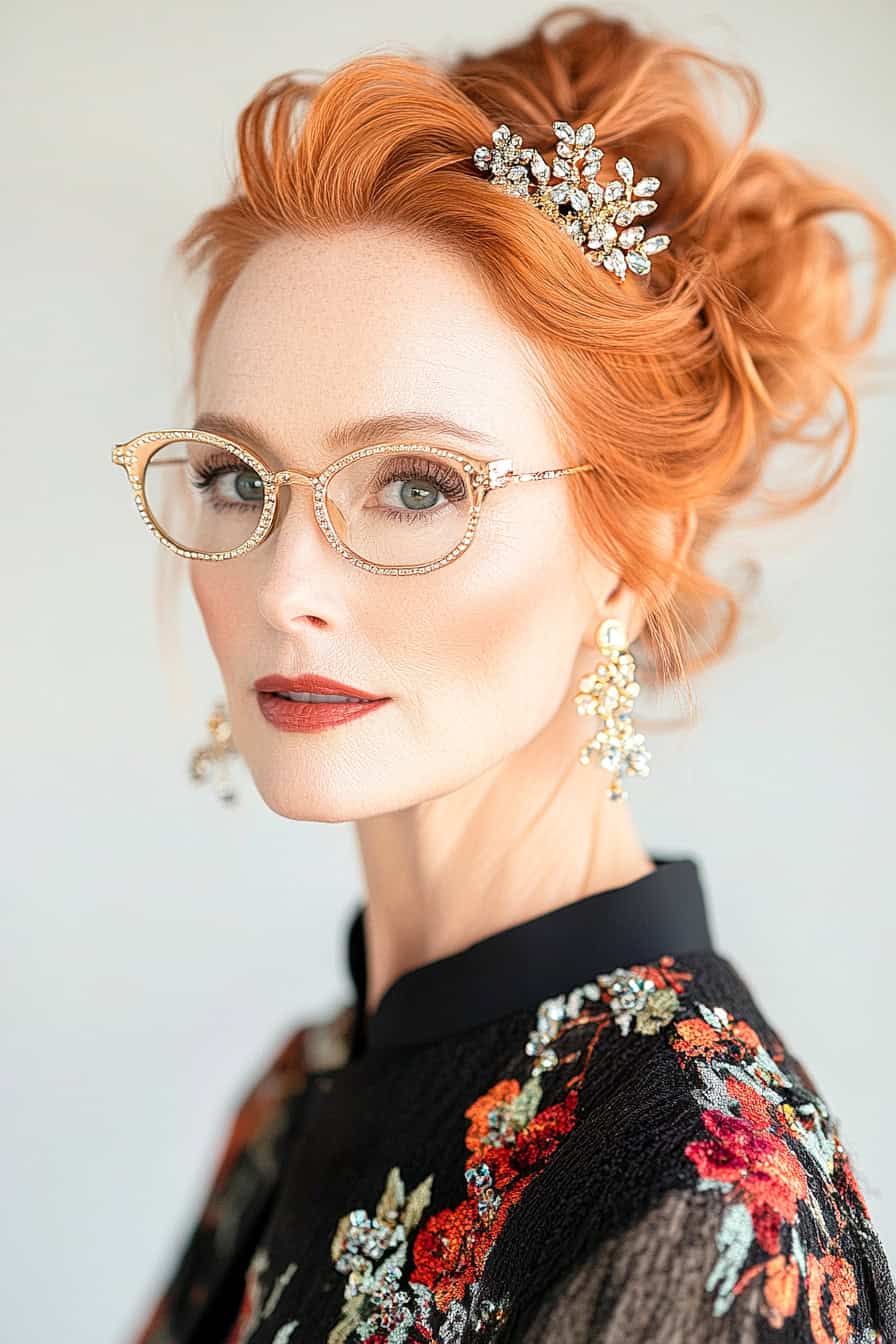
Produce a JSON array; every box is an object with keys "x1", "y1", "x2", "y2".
[{"x1": 472, "y1": 120, "x2": 671, "y2": 282}]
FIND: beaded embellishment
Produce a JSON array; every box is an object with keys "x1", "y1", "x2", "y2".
[
  {"x1": 472, "y1": 121, "x2": 671, "y2": 283},
  {"x1": 590, "y1": 960, "x2": 887, "y2": 1342},
  {"x1": 221, "y1": 962, "x2": 886, "y2": 1344}
]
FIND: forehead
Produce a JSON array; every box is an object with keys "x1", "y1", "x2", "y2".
[{"x1": 196, "y1": 227, "x2": 552, "y2": 463}]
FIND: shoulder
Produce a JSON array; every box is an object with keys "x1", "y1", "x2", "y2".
[
  {"x1": 499, "y1": 949, "x2": 895, "y2": 1344},
  {"x1": 180, "y1": 997, "x2": 356, "y2": 1224},
  {"x1": 207, "y1": 999, "x2": 356, "y2": 1185},
  {"x1": 129, "y1": 999, "x2": 355, "y2": 1344}
]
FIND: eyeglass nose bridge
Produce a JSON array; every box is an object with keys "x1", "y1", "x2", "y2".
[{"x1": 272, "y1": 469, "x2": 318, "y2": 487}]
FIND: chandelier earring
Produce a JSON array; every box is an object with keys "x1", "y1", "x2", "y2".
[
  {"x1": 188, "y1": 698, "x2": 240, "y2": 805},
  {"x1": 575, "y1": 618, "x2": 651, "y2": 801}
]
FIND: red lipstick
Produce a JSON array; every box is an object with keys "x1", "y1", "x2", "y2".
[{"x1": 253, "y1": 673, "x2": 390, "y2": 734}]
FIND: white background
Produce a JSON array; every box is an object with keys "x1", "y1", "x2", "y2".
[{"x1": 2, "y1": 2, "x2": 894, "y2": 1340}]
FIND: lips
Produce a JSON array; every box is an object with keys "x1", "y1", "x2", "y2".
[
  {"x1": 253, "y1": 673, "x2": 385, "y2": 700},
  {"x1": 253, "y1": 672, "x2": 390, "y2": 734},
  {"x1": 255, "y1": 690, "x2": 389, "y2": 733}
]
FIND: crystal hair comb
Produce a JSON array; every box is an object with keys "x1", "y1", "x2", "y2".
[{"x1": 472, "y1": 121, "x2": 671, "y2": 283}]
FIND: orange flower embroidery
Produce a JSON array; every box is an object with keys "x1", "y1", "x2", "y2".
[
  {"x1": 672, "y1": 1011, "x2": 761, "y2": 1065},
  {"x1": 412, "y1": 1085, "x2": 579, "y2": 1312},
  {"x1": 668, "y1": 999, "x2": 877, "y2": 1342},
  {"x1": 225, "y1": 958, "x2": 887, "y2": 1344},
  {"x1": 806, "y1": 1251, "x2": 860, "y2": 1344},
  {"x1": 322, "y1": 1043, "x2": 581, "y2": 1340}
]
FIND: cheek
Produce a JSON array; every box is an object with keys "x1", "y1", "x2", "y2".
[
  {"x1": 406, "y1": 517, "x2": 590, "y2": 736},
  {"x1": 189, "y1": 562, "x2": 247, "y2": 667}
]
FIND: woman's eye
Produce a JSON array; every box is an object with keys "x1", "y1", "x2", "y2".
[
  {"x1": 190, "y1": 457, "x2": 264, "y2": 507},
  {"x1": 365, "y1": 456, "x2": 469, "y2": 519},
  {"x1": 220, "y1": 470, "x2": 263, "y2": 502},
  {"x1": 379, "y1": 475, "x2": 443, "y2": 511}
]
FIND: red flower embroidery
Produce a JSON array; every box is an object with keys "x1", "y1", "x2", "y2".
[
  {"x1": 666, "y1": 989, "x2": 882, "y2": 1343},
  {"x1": 317, "y1": 959, "x2": 887, "y2": 1344},
  {"x1": 412, "y1": 1082, "x2": 579, "y2": 1312},
  {"x1": 686, "y1": 1109, "x2": 808, "y2": 1254},
  {"x1": 412, "y1": 1197, "x2": 496, "y2": 1311}
]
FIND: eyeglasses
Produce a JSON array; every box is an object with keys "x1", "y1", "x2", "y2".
[{"x1": 111, "y1": 429, "x2": 599, "y2": 576}]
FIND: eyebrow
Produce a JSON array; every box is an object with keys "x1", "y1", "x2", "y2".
[{"x1": 191, "y1": 410, "x2": 502, "y2": 463}]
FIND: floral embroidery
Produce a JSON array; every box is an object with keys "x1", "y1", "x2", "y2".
[
  {"x1": 325, "y1": 1074, "x2": 577, "y2": 1340},
  {"x1": 315, "y1": 960, "x2": 691, "y2": 1341},
  {"x1": 225, "y1": 957, "x2": 885, "y2": 1344},
  {"x1": 663, "y1": 992, "x2": 879, "y2": 1342},
  {"x1": 591, "y1": 959, "x2": 881, "y2": 1344}
]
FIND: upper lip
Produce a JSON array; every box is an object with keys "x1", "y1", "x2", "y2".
[{"x1": 253, "y1": 673, "x2": 386, "y2": 701}]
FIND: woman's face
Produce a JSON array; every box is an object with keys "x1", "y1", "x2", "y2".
[{"x1": 191, "y1": 226, "x2": 628, "y2": 822}]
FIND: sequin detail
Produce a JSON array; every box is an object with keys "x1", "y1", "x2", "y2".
[
  {"x1": 213, "y1": 960, "x2": 888, "y2": 1344},
  {"x1": 319, "y1": 1042, "x2": 580, "y2": 1340},
  {"x1": 234, "y1": 993, "x2": 587, "y2": 1342},
  {"x1": 601, "y1": 957, "x2": 885, "y2": 1343},
  {"x1": 667, "y1": 993, "x2": 878, "y2": 1341}
]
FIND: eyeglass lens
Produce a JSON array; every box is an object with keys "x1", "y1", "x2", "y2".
[{"x1": 141, "y1": 437, "x2": 475, "y2": 565}]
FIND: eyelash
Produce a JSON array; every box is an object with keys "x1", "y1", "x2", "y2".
[
  {"x1": 369, "y1": 455, "x2": 468, "y2": 516},
  {"x1": 188, "y1": 452, "x2": 468, "y2": 518},
  {"x1": 188, "y1": 452, "x2": 262, "y2": 504}
]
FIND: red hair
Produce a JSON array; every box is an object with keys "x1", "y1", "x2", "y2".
[{"x1": 175, "y1": 5, "x2": 895, "y2": 711}]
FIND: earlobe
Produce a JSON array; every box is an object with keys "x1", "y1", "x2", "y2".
[{"x1": 574, "y1": 552, "x2": 641, "y2": 651}]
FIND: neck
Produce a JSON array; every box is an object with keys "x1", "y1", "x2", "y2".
[{"x1": 354, "y1": 679, "x2": 655, "y2": 1018}]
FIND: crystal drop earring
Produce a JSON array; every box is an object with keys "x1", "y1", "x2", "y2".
[
  {"x1": 575, "y1": 617, "x2": 651, "y2": 802},
  {"x1": 188, "y1": 698, "x2": 240, "y2": 805}
]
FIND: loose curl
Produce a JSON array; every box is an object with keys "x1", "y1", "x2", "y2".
[{"x1": 174, "y1": 5, "x2": 895, "y2": 715}]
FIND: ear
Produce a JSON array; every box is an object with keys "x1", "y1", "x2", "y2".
[{"x1": 582, "y1": 505, "x2": 698, "y2": 647}]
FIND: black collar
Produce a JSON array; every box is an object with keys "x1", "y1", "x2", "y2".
[{"x1": 345, "y1": 854, "x2": 715, "y2": 1056}]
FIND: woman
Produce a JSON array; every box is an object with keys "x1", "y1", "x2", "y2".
[{"x1": 116, "y1": 8, "x2": 896, "y2": 1342}]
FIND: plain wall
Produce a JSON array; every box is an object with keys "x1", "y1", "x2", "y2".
[{"x1": 2, "y1": 2, "x2": 894, "y2": 1340}]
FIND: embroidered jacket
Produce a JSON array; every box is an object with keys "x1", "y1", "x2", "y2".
[{"x1": 126, "y1": 857, "x2": 896, "y2": 1344}]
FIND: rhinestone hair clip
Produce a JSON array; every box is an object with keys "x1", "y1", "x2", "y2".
[{"x1": 472, "y1": 120, "x2": 671, "y2": 283}]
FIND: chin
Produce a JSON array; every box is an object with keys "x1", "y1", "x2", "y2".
[{"x1": 242, "y1": 766, "x2": 400, "y2": 825}]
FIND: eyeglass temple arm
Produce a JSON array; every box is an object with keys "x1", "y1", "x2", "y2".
[{"x1": 486, "y1": 460, "x2": 596, "y2": 490}]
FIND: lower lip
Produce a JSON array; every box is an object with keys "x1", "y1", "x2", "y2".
[{"x1": 256, "y1": 691, "x2": 390, "y2": 733}]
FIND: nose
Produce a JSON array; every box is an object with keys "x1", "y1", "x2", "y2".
[
  {"x1": 254, "y1": 477, "x2": 349, "y2": 632},
  {"x1": 266, "y1": 476, "x2": 327, "y2": 554},
  {"x1": 271, "y1": 471, "x2": 348, "y2": 541}
]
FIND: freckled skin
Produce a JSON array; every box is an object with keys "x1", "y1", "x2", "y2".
[{"x1": 190, "y1": 225, "x2": 694, "y2": 1012}]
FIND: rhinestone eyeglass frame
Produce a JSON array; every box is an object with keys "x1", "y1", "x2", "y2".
[{"x1": 112, "y1": 428, "x2": 599, "y2": 576}]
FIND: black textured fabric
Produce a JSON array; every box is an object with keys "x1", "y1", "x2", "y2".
[
  {"x1": 127, "y1": 855, "x2": 896, "y2": 1344},
  {"x1": 350, "y1": 855, "x2": 714, "y2": 1053}
]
